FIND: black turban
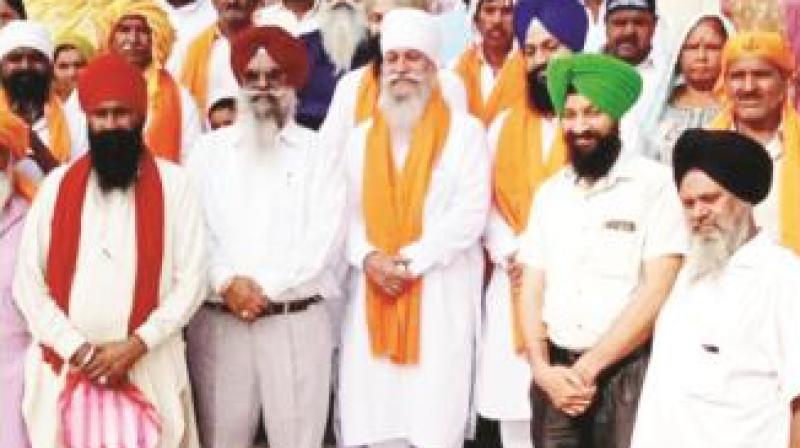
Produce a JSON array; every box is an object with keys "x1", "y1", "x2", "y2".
[{"x1": 673, "y1": 129, "x2": 773, "y2": 204}]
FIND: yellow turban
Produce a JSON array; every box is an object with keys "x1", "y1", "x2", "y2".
[
  {"x1": 106, "y1": 0, "x2": 176, "y2": 68},
  {"x1": 721, "y1": 31, "x2": 795, "y2": 76}
]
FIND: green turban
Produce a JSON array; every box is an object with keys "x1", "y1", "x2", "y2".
[
  {"x1": 56, "y1": 32, "x2": 96, "y2": 61},
  {"x1": 546, "y1": 53, "x2": 642, "y2": 121}
]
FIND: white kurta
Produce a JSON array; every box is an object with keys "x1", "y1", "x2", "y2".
[
  {"x1": 631, "y1": 233, "x2": 800, "y2": 448},
  {"x1": 474, "y1": 111, "x2": 557, "y2": 421},
  {"x1": 338, "y1": 111, "x2": 490, "y2": 448},
  {"x1": 318, "y1": 65, "x2": 468, "y2": 163},
  {"x1": 160, "y1": 0, "x2": 219, "y2": 75},
  {"x1": 13, "y1": 159, "x2": 207, "y2": 448}
]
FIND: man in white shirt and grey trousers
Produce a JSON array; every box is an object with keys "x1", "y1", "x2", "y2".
[{"x1": 186, "y1": 25, "x2": 346, "y2": 448}]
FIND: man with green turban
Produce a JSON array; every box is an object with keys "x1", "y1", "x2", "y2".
[{"x1": 516, "y1": 52, "x2": 688, "y2": 448}]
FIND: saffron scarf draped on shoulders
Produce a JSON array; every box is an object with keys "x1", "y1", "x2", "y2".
[
  {"x1": 494, "y1": 100, "x2": 566, "y2": 352},
  {"x1": 454, "y1": 47, "x2": 526, "y2": 126},
  {"x1": 363, "y1": 87, "x2": 451, "y2": 365}
]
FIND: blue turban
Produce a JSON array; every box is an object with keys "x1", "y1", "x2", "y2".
[{"x1": 513, "y1": 0, "x2": 588, "y2": 52}]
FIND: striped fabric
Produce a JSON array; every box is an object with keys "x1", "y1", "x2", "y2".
[{"x1": 58, "y1": 371, "x2": 161, "y2": 448}]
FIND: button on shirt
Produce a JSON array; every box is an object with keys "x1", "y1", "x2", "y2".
[
  {"x1": 518, "y1": 155, "x2": 688, "y2": 350},
  {"x1": 188, "y1": 121, "x2": 346, "y2": 304},
  {"x1": 631, "y1": 233, "x2": 800, "y2": 448}
]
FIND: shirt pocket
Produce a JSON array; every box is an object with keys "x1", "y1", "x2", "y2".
[
  {"x1": 680, "y1": 345, "x2": 731, "y2": 404},
  {"x1": 587, "y1": 226, "x2": 642, "y2": 281}
]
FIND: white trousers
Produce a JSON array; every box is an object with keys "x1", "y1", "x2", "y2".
[{"x1": 187, "y1": 303, "x2": 333, "y2": 448}]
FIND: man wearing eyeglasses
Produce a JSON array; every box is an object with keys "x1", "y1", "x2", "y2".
[{"x1": 186, "y1": 26, "x2": 345, "y2": 448}]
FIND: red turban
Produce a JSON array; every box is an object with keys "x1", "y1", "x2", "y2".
[
  {"x1": 230, "y1": 26, "x2": 309, "y2": 90},
  {"x1": 77, "y1": 52, "x2": 148, "y2": 116}
]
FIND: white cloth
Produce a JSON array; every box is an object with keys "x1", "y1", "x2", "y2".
[
  {"x1": 159, "y1": 0, "x2": 219, "y2": 74},
  {"x1": 381, "y1": 9, "x2": 442, "y2": 64},
  {"x1": 474, "y1": 110, "x2": 556, "y2": 420},
  {"x1": 318, "y1": 65, "x2": 467, "y2": 164},
  {"x1": 186, "y1": 120, "x2": 346, "y2": 302},
  {"x1": 631, "y1": 232, "x2": 800, "y2": 448},
  {"x1": 753, "y1": 129, "x2": 783, "y2": 240},
  {"x1": 254, "y1": 3, "x2": 319, "y2": 36},
  {"x1": 446, "y1": 47, "x2": 498, "y2": 103},
  {"x1": 0, "y1": 20, "x2": 54, "y2": 61},
  {"x1": 13, "y1": 159, "x2": 206, "y2": 448},
  {"x1": 338, "y1": 111, "x2": 490, "y2": 448},
  {"x1": 518, "y1": 155, "x2": 688, "y2": 351},
  {"x1": 172, "y1": 32, "x2": 239, "y2": 119},
  {"x1": 580, "y1": 0, "x2": 606, "y2": 53}
]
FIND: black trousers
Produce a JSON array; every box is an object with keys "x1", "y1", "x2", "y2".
[{"x1": 530, "y1": 341, "x2": 650, "y2": 448}]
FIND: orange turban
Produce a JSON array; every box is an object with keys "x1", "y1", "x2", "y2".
[
  {"x1": 230, "y1": 26, "x2": 310, "y2": 89},
  {"x1": 107, "y1": 0, "x2": 176, "y2": 68},
  {"x1": 722, "y1": 31, "x2": 795, "y2": 75},
  {"x1": 77, "y1": 53, "x2": 148, "y2": 116}
]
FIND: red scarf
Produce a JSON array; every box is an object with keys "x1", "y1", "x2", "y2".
[{"x1": 42, "y1": 153, "x2": 165, "y2": 372}]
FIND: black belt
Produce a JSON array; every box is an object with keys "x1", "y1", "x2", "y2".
[
  {"x1": 547, "y1": 340, "x2": 651, "y2": 367},
  {"x1": 203, "y1": 295, "x2": 322, "y2": 317}
]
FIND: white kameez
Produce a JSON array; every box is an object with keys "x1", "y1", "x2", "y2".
[
  {"x1": 338, "y1": 112, "x2": 490, "y2": 448},
  {"x1": 13, "y1": 159, "x2": 207, "y2": 448},
  {"x1": 474, "y1": 111, "x2": 557, "y2": 421}
]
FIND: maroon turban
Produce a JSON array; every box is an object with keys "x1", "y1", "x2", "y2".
[
  {"x1": 77, "y1": 52, "x2": 148, "y2": 116},
  {"x1": 230, "y1": 26, "x2": 309, "y2": 90}
]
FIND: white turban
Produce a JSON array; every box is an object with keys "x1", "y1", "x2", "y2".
[
  {"x1": 380, "y1": 9, "x2": 441, "y2": 65},
  {"x1": 0, "y1": 20, "x2": 55, "y2": 62}
]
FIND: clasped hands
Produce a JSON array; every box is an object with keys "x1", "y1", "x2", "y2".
[
  {"x1": 364, "y1": 251, "x2": 415, "y2": 298},
  {"x1": 68, "y1": 335, "x2": 148, "y2": 389},
  {"x1": 533, "y1": 358, "x2": 600, "y2": 417},
  {"x1": 222, "y1": 275, "x2": 268, "y2": 323}
]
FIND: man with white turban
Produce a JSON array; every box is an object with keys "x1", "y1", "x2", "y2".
[
  {"x1": 337, "y1": 9, "x2": 489, "y2": 448},
  {"x1": 0, "y1": 20, "x2": 87, "y2": 200}
]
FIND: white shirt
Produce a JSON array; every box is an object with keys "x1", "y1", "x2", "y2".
[
  {"x1": 187, "y1": 120, "x2": 346, "y2": 303},
  {"x1": 580, "y1": 0, "x2": 606, "y2": 53},
  {"x1": 160, "y1": 0, "x2": 219, "y2": 74},
  {"x1": 754, "y1": 129, "x2": 783, "y2": 240},
  {"x1": 518, "y1": 155, "x2": 688, "y2": 350},
  {"x1": 254, "y1": 3, "x2": 319, "y2": 36},
  {"x1": 631, "y1": 233, "x2": 800, "y2": 448}
]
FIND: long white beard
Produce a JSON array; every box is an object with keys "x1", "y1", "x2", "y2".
[
  {"x1": 318, "y1": 5, "x2": 367, "y2": 75},
  {"x1": 237, "y1": 89, "x2": 296, "y2": 153},
  {"x1": 378, "y1": 73, "x2": 433, "y2": 134},
  {"x1": 686, "y1": 212, "x2": 751, "y2": 282},
  {"x1": 0, "y1": 170, "x2": 11, "y2": 209}
]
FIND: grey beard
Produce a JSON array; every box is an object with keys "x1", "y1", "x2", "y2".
[
  {"x1": 686, "y1": 214, "x2": 751, "y2": 282},
  {"x1": 318, "y1": 5, "x2": 367, "y2": 75},
  {"x1": 378, "y1": 77, "x2": 432, "y2": 134},
  {"x1": 238, "y1": 90, "x2": 296, "y2": 152}
]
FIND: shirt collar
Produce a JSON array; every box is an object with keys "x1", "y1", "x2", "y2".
[
  {"x1": 562, "y1": 148, "x2": 637, "y2": 189},
  {"x1": 232, "y1": 118, "x2": 306, "y2": 148},
  {"x1": 726, "y1": 231, "x2": 772, "y2": 270}
]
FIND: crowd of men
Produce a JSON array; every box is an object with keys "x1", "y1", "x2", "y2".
[{"x1": 1, "y1": 0, "x2": 800, "y2": 447}]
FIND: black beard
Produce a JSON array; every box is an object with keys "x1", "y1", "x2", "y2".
[
  {"x1": 566, "y1": 131, "x2": 622, "y2": 181},
  {"x1": 88, "y1": 127, "x2": 145, "y2": 192},
  {"x1": 526, "y1": 65, "x2": 554, "y2": 114},
  {"x1": 1, "y1": 70, "x2": 51, "y2": 121},
  {"x1": 356, "y1": 33, "x2": 383, "y2": 76}
]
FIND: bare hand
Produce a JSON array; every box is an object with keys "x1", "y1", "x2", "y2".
[
  {"x1": 364, "y1": 252, "x2": 414, "y2": 297},
  {"x1": 82, "y1": 336, "x2": 148, "y2": 388},
  {"x1": 533, "y1": 365, "x2": 596, "y2": 416},
  {"x1": 222, "y1": 276, "x2": 266, "y2": 322}
]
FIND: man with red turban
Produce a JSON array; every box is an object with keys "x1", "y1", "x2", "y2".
[
  {"x1": 13, "y1": 52, "x2": 206, "y2": 448},
  {"x1": 186, "y1": 26, "x2": 344, "y2": 448}
]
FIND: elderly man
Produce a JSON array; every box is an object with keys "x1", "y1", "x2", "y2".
[
  {"x1": 103, "y1": 0, "x2": 201, "y2": 162},
  {"x1": 177, "y1": 0, "x2": 256, "y2": 118},
  {"x1": 338, "y1": 9, "x2": 489, "y2": 448},
  {"x1": 318, "y1": 0, "x2": 465, "y2": 164},
  {"x1": 0, "y1": 147, "x2": 29, "y2": 448},
  {"x1": 0, "y1": 20, "x2": 86, "y2": 200},
  {"x1": 13, "y1": 52, "x2": 205, "y2": 448},
  {"x1": 631, "y1": 129, "x2": 800, "y2": 447},
  {"x1": 708, "y1": 31, "x2": 800, "y2": 255},
  {"x1": 294, "y1": 0, "x2": 373, "y2": 129},
  {"x1": 476, "y1": 1, "x2": 587, "y2": 446},
  {"x1": 452, "y1": 0, "x2": 522, "y2": 125},
  {"x1": 186, "y1": 26, "x2": 344, "y2": 448},
  {"x1": 517, "y1": 53, "x2": 686, "y2": 448}
]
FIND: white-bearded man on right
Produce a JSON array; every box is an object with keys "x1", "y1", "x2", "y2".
[{"x1": 631, "y1": 128, "x2": 800, "y2": 448}]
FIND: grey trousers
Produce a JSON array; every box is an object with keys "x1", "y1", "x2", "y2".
[
  {"x1": 530, "y1": 342, "x2": 650, "y2": 448},
  {"x1": 187, "y1": 303, "x2": 333, "y2": 448}
]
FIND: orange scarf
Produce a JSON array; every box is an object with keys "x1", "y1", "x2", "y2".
[
  {"x1": 42, "y1": 153, "x2": 164, "y2": 373},
  {"x1": 179, "y1": 24, "x2": 219, "y2": 113},
  {"x1": 709, "y1": 102, "x2": 800, "y2": 254},
  {"x1": 363, "y1": 87, "x2": 451, "y2": 365},
  {"x1": 145, "y1": 70, "x2": 183, "y2": 163},
  {"x1": 0, "y1": 90, "x2": 72, "y2": 200},
  {"x1": 494, "y1": 101, "x2": 567, "y2": 353},
  {"x1": 354, "y1": 64, "x2": 380, "y2": 124},
  {"x1": 455, "y1": 47, "x2": 526, "y2": 126}
]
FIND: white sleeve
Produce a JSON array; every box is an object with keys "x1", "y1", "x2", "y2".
[
  {"x1": 135, "y1": 169, "x2": 207, "y2": 349},
  {"x1": 399, "y1": 118, "x2": 490, "y2": 276},
  {"x1": 12, "y1": 169, "x2": 87, "y2": 361},
  {"x1": 642, "y1": 169, "x2": 689, "y2": 260},
  {"x1": 516, "y1": 184, "x2": 548, "y2": 270},
  {"x1": 777, "y1": 257, "x2": 800, "y2": 404},
  {"x1": 179, "y1": 86, "x2": 203, "y2": 163},
  {"x1": 439, "y1": 69, "x2": 468, "y2": 113},
  {"x1": 344, "y1": 127, "x2": 377, "y2": 270}
]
